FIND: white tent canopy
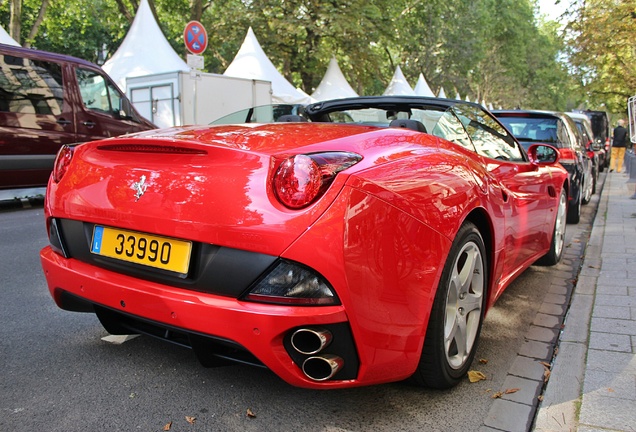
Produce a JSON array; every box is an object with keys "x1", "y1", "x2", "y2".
[
  {"x1": 383, "y1": 66, "x2": 415, "y2": 96},
  {"x1": 414, "y1": 73, "x2": 434, "y2": 97},
  {"x1": 224, "y1": 27, "x2": 313, "y2": 104},
  {"x1": 0, "y1": 25, "x2": 20, "y2": 46},
  {"x1": 311, "y1": 57, "x2": 358, "y2": 101},
  {"x1": 102, "y1": 0, "x2": 188, "y2": 91},
  {"x1": 438, "y1": 87, "x2": 447, "y2": 98}
]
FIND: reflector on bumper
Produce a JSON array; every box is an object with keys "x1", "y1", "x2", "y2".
[{"x1": 244, "y1": 260, "x2": 339, "y2": 305}]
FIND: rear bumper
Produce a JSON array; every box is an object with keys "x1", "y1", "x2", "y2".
[{"x1": 40, "y1": 246, "x2": 368, "y2": 389}]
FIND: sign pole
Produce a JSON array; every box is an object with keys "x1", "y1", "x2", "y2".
[{"x1": 183, "y1": 21, "x2": 208, "y2": 125}]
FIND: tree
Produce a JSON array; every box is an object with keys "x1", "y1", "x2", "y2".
[
  {"x1": 565, "y1": 0, "x2": 636, "y2": 113},
  {"x1": 0, "y1": 0, "x2": 579, "y2": 107},
  {"x1": 5, "y1": 0, "x2": 50, "y2": 46}
]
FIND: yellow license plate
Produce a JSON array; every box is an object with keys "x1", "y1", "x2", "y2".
[{"x1": 90, "y1": 226, "x2": 192, "y2": 274}]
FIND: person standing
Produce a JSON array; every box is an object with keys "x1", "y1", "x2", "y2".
[{"x1": 610, "y1": 119, "x2": 629, "y2": 172}]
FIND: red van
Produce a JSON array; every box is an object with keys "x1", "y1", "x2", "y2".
[{"x1": 0, "y1": 44, "x2": 155, "y2": 189}]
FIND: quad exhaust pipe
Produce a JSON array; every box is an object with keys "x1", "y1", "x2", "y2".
[
  {"x1": 302, "y1": 354, "x2": 344, "y2": 381},
  {"x1": 291, "y1": 327, "x2": 333, "y2": 355},
  {"x1": 291, "y1": 327, "x2": 344, "y2": 381}
]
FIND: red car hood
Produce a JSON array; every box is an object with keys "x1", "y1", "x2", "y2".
[{"x1": 47, "y1": 123, "x2": 424, "y2": 256}]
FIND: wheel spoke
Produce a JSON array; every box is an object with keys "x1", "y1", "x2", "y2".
[
  {"x1": 459, "y1": 293, "x2": 482, "y2": 315},
  {"x1": 458, "y1": 247, "x2": 477, "y2": 291},
  {"x1": 554, "y1": 191, "x2": 567, "y2": 256}
]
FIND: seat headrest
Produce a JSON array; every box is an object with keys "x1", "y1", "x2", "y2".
[
  {"x1": 389, "y1": 119, "x2": 427, "y2": 133},
  {"x1": 277, "y1": 114, "x2": 308, "y2": 122}
]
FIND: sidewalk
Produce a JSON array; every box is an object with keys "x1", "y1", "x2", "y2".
[{"x1": 534, "y1": 171, "x2": 636, "y2": 431}]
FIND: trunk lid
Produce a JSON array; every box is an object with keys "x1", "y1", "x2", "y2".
[{"x1": 48, "y1": 123, "x2": 376, "y2": 256}]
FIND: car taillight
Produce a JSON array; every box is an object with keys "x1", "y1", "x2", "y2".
[
  {"x1": 243, "y1": 260, "x2": 339, "y2": 305},
  {"x1": 53, "y1": 145, "x2": 74, "y2": 183},
  {"x1": 557, "y1": 148, "x2": 577, "y2": 164},
  {"x1": 273, "y1": 152, "x2": 362, "y2": 209}
]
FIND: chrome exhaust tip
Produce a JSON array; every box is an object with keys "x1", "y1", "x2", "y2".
[
  {"x1": 302, "y1": 355, "x2": 343, "y2": 381},
  {"x1": 291, "y1": 327, "x2": 332, "y2": 355}
]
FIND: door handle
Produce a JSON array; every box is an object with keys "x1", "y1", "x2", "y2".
[
  {"x1": 56, "y1": 119, "x2": 72, "y2": 126},
  {"x1": 82, "y1": 121, "x2": 96, "y2": 128}
]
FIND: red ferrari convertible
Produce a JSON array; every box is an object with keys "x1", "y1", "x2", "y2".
[{"x1": 40, "y1": 96, "x2": 569, "y2": 389}]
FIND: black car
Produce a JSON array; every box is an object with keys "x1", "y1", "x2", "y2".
[
  {"x1": 493, "y1": 110, "x2": 594, "y2": 224},
  {"x1": 583, "y1": 110, "x2": 611, "y2": 169},
  {"x1": 568, "y1": 112, "x2": 603, "y2": 193}
]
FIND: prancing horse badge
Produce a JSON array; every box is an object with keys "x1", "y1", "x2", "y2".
[{"x1": 131, "y1": 175, "x2": 147, "y2": 201}]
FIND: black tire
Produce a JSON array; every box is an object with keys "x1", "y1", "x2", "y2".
[
  {"x1": 536, "y1": 188, "x2": 567, "y2": 266},
  {"x1": 410, "y1": 222, "x2": 487, "y2": 389},
  {"x1": 567, "y1": 184, "x2": 581, "y2": 224}
]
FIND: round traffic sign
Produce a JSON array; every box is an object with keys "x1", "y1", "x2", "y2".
[{"x1": 184, "y1": 21, "x2": 208, "y2": 55}]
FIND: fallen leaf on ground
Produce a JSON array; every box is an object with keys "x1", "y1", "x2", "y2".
[
  {"x1": 492, "y1": 391, "x2": 503, "y2": 399},
  {"x1": 543, "y1": 369, "x2": 551, "y2": 382},
  {"x1": 607, "y1": 388, "x2": 614, "y2": 393},
  {"x1": 247, "y1": 408, "x2": 256, "y2": 418},
  {"x1": 163, "y1": 422, "x2": 172, "y2": 431},
  {"x1": 538, "y1": 395, "x2": 544, "y2": 402},
  {"x1": 185, "y1": 416, "x2": 196, "y2": 425},
  {"x1": 467, "y1": 370, "x2": 487, "y2": 383},
  {"x1": 479, "y1": 358, "x2": 488, "y2": 364},
  {"x1": 539, "y1": 361, "x2": 551, "y2": 369},
  {"x1": 505, "y1": 388, "x2": 520, "y2": 394}
]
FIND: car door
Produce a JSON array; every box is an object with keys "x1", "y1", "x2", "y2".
[
  {"x1": 73, "y1": 66, "x2": 149, "y2": 140},
  {"x1": 451, "y1": 104, "x2": 555, "y2": 277}
]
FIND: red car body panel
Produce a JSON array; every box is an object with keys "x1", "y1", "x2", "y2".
[{"x1": 40, "y1": 119, "x2": 568, "y2": 388}]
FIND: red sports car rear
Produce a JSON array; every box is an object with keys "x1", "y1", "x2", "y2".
[{"x1": 41, "y1": 97, "x2": 569, "y2": 389}]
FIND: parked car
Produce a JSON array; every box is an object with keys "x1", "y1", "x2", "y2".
[
  {"x1": 567, "y1": 112, "x2": 602, "y2": 193},
  {"x1": 41, "y1": 96, "x2": 568, "y2": 390},
  {"x1": 583, "y1": 110, "x2": 611, "y2": 169},
  {"x1": 0, "y1": 43, "x2": 155, "y2": 189},
  {"x1": 493, "y1": 110, "x2": 593, "y2": 224}
]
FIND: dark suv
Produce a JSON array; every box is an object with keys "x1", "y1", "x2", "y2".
[{"x1": 493, "y1": 110, "x2": 593, "y2": 224}]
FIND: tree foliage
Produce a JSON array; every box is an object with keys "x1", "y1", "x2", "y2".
[
  {"x1": 566, "y1": 0, "x2": 636, "y2": 114},
  {"x1": 0, "y1": 0, "x2": 588, "y2": 111}
]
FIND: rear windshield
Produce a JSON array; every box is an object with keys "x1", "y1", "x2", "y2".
[{"x1": 496, "y1": 116, "x2": 561, "y2": 143}]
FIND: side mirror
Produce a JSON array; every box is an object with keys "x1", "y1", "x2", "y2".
[
  {"x1": 113, "y1": 99, "x2": 134, "y2": 121},
  {"x1": 527, "y1": 144, "x2": 559, "y2": 165}
]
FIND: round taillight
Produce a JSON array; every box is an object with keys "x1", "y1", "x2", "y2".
[
  {"x1": 53, "y1": 145, "x2": 73, "y2": 183},
  {"x1": 274, "y1": 155, "x2": 323, "y2": 209}
]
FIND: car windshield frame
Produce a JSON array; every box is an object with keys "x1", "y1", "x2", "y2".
[{"x1": 212, "y1": 96, "x2": 529, "y2": 163}]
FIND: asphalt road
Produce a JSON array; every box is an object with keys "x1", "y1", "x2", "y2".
[{"x1": 0, "y1": 185, "x2": 598, "y2": 432}]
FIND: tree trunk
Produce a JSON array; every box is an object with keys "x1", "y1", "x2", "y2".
[
  {"x1": 9, "y1": 0, "x2": 21, "y2": 44},
  {"x1": 24, "y1": 0, "x2": 50, "y2": 48},
  {"x1": 190, "y1": 0, "x2": 212, "y2": 22},
  {"x1": 114, "y1": 0, "x2": 134, "y2": 23}
]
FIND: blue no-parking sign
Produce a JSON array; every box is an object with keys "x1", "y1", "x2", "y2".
[{"x1": 184, "y1": 21, "x2": 208, "y2": 55}]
